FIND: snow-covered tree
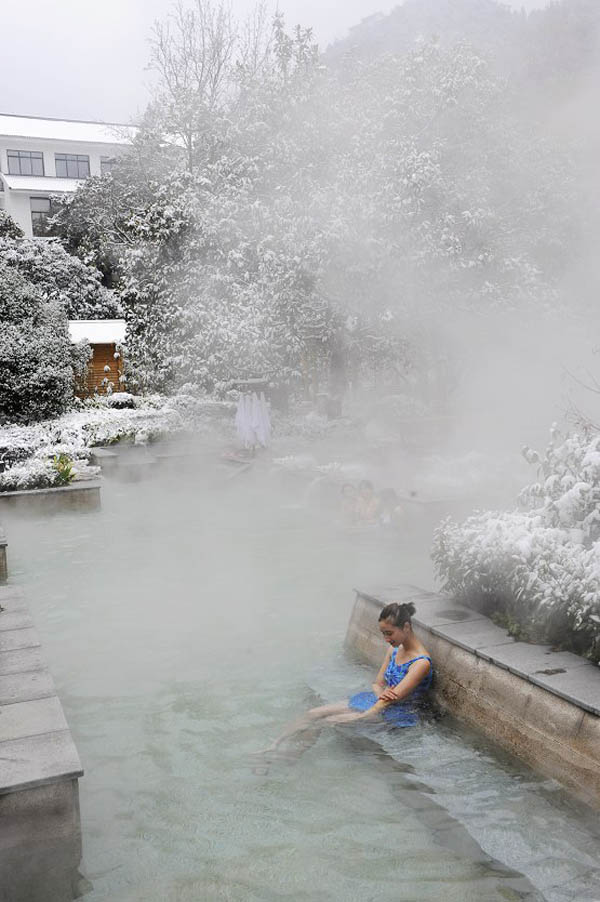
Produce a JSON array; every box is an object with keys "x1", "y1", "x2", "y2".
[
  {"x1": 51, "y1": 2, "x2": 581, "y2": 400},
  {"x1": 0, "y1": 210, "x2": 24, "y2": 239},
  {"x1": 0, "y1": 266, "x2": 74, "y2": 423},
  {"x1": 0, "y1": 237, "x2": 120, "y2": 319}
]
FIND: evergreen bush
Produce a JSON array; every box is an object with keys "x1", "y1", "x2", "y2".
[{"x1": 0, "y1": 265, "x2": 74, "y2": 423}]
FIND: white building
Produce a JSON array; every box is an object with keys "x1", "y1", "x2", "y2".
[{"x1": 0, "y1": 113, "x2": 135, "y2": 238}]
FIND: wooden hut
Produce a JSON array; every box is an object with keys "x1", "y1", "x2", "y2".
[{"x1": 68, "y1": 319, "x2": 127, "y2": 397}]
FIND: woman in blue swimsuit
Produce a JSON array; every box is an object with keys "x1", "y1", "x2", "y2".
[{"x1": 262, "y1": 602, "x2": 432, "y2": 754}]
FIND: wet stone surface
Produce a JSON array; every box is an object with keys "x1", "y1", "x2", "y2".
[
  {"x1": 529, "y1": 664, "x2": 600, "y2": 717},
  {"x1": 432, "y1": 617, "x2": 515, "y2": 652}
]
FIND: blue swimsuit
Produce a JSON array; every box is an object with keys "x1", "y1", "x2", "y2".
[{"x1": 348, "y1": 651, "x2": 433, "y2": 727}]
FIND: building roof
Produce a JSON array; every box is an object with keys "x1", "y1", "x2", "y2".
[
  {"x1": 69, "y1": 319, "x2": 127, "y2": 344},
  {"x1": 0, "y1": 113, "x2": 135, "y2": 146},
  {"x1": 1, "y1": 173, "x2": 82, "y2": 193}
]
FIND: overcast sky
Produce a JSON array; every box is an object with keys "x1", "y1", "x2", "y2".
[{"x1": 1, "y1": 0, "x2": 549, "y2": 123}]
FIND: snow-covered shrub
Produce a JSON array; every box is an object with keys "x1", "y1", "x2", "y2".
[
  {"x1": 71, "y1": 339, "x2": 93, "y2": 397},
  {"x1": 0, "y1": 265, "x2": 74, "y2": 423},
  {"x1": 432, "y1": 427, "x2": 600, "y2": 662},
  {"x1": 0, "y1": 453, "x2": 98, "y2": 492},
  {"x1": 520, "y1": 426, "x2": 600, "y2": 544},
  {"x1": 107, "y1": 392, "x2": 135, "y2": 409},
  {"x1": 0, "y1": 237, "x2": 120, "y2": 319},
  {"x1": 0, "y1": 210, "x2": 24, "y2": 239},
  {"x1": 0, "y1": 400, "x2": 186, "y2": 463},
  {"x1": 0, "y1": 458, "x2": 57, "y2": 492}
]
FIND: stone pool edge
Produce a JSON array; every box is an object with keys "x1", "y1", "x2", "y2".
[
  {"x1": 0, "y1": 584, "x2": 84, "y2": 896},
  {"x1": 346, "y1": 585, "x2": 600, "y2": 808},
  {"x1": 0, "y1": 479, "x2": 101, "y2": 514}
]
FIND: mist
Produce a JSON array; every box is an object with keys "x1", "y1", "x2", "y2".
[
  {"x1": 1, "y1": 0, "x2": 551, "y2": 120},
  {"x1": 3, "y1": 1, "x2": 600, "y2": 900}
]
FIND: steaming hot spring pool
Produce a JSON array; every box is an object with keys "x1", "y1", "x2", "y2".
[{"x1": 6, "y1": 457, "x2": 600, "y2": 902}]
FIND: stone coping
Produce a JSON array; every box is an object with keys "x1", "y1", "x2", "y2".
[
  {"x1": 0, "y1": 585, "x2": 83, "y2": 796},
  {"x1": 355, "y1": 585, "x2": 600, "y2": 716},
  {"x1": 0, "y1": 479, "x2": 101, "y2": 499},
  {"x1": 89, "y1": 447, "x2": 118, "y2": 459}
]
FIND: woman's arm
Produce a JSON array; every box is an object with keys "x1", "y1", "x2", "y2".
[
  {"x1": 344, "y1": 658, "x2": 431, "y2": 721},
  {"x1": 371, "y1": 647, "x2": 393, "y2": 695},
  {"x1": 325, "y1": 656, "x2": 431, "y2": 725},
  {"x1": 377, "y1": 658, "x2": 431, "y2": 704}
]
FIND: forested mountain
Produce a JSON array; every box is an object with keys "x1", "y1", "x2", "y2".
[
  {"x1": 328, "y1": 0, "x2": 524, "y2": 72},
  {"x1": 328, "y1": 0, "x2": 600, "y2": 90}
]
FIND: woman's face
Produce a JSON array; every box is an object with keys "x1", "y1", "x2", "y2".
[{"x1": 379, "y1": 618, "x2": 408, "y2": 648}]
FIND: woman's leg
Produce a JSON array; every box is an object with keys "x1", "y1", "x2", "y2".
[{"x1": 261, "y1": 701, "x2": 350, "y2": 752}]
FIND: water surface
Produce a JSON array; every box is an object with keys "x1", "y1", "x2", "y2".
[{"x1": 5, "y1": 454, "x2": 600, "y2": 901}]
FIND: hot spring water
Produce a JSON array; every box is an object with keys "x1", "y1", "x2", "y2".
[{"x1": 5, "y1": 458, "x2": 600, "y2": 902}]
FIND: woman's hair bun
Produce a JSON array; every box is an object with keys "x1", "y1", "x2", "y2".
[{"x1": 379, "y1": 600, "x2": 416, "y2": 627}]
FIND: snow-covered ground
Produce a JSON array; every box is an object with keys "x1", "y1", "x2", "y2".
[{"x1": 0, "y1": 394, "x2": 236, "y2": 491}]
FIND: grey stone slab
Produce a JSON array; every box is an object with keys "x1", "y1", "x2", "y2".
[
  {"x1": 529, "y1": 663, "x2": 600, "y2": 716},
  {"x1": 0, "y1": 646, "x2": 45, "y2": 676},
  {"x1": 0, "y1": 697, "x2": 67, "y2": 743},
  {"x1": 412, "y1": 597, "x2": 487, "y2": 630},
  {"x1": 431, "y1": 617, "x2": 516, "y2": 653},
  {"x1": 483, "y1": 642, "x2": 588, "y2": 680},
  {"x1": 0, "y1": 480, "x2": 101, "y2": 498},
  {"x1": 0, "y1": 730, "x2": 83, "y2": 794},
  {"x1": 90, "y1": 447, "x2": 118, "y2": 460},
  {"x1": 0, "y1": 670, "x2": 56, "y2": 706},
  {"x1": 0, "y1": 610, "x2": 33, "y2": 632},
  {"x1": 0, "y1": 628, "x2": 40, "y2": 653}
]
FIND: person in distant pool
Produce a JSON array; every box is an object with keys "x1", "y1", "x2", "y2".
[
  {"x1": 340, "y1": 482, "x2": 358, "y2": 524},
  {"x1": 355, "y1": 479, "x2": 379, "y2": 525},
  {"x1": 259, "y1": 602, "x2": 432, "y2": 756}
]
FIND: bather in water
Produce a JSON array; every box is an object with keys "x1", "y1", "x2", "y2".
[{"x1": 258, "y1": 602, "x2": 432, "y2": 760}]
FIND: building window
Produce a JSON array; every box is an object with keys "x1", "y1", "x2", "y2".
[
  {"x1": 30, "y1": 196, "x2": 52, "y2": 236},
  {"x1": 55, "y1": 153, "x2": 90, "y2": 178},
  {"x1": 100, "y1": 155, "x2": 117, "y2": 175},
  {"x1": 7, "y1": 150, "x2": 45, "y2": 176}
]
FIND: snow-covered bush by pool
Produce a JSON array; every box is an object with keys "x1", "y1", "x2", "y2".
[
  {"x1": 432, "y1": 427, "x2": 600, "y2": 662},
  {"x1": 0, "y1": 265, "x2": 74, "y2": 423},
  {"x1": 107, "y1": 392, "x2": 136, "y2": 409},
  {"x1": 0, "y1": 458, "x2": 57, "y2": 492},
  {"x1": 0, "y1": 399, "x2": 186, "y2": 465},
  {"x1": 520, "y1": 425, "x2": 600, "y2": 544}
]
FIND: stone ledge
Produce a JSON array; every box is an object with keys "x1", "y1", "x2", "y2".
[
  {"x1": 0, "y1": 480, "x2": 101, "y2": 513},
  {"x1": 0, "y1": 480, "x2": 101, "y2": 498},
  {"x1": 0, "y1": 589, "x2": 83, "y2": 798},
  {"x1": 346, "y1": 585, "x2": 600, "y2": 806},
  {"x1": 0, "y1": 731, "x2": 83, "y2": 795}
]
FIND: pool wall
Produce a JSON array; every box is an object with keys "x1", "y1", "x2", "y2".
[
  {"x1": 0, "y1": 584, "x2": 83, "y2": 901},
  {"x1": 0, "y1": 480, "x2": 101, "y2": 514},
  {"x1": 346, "y1": 586, "x2": 600, "y2": 807}
]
